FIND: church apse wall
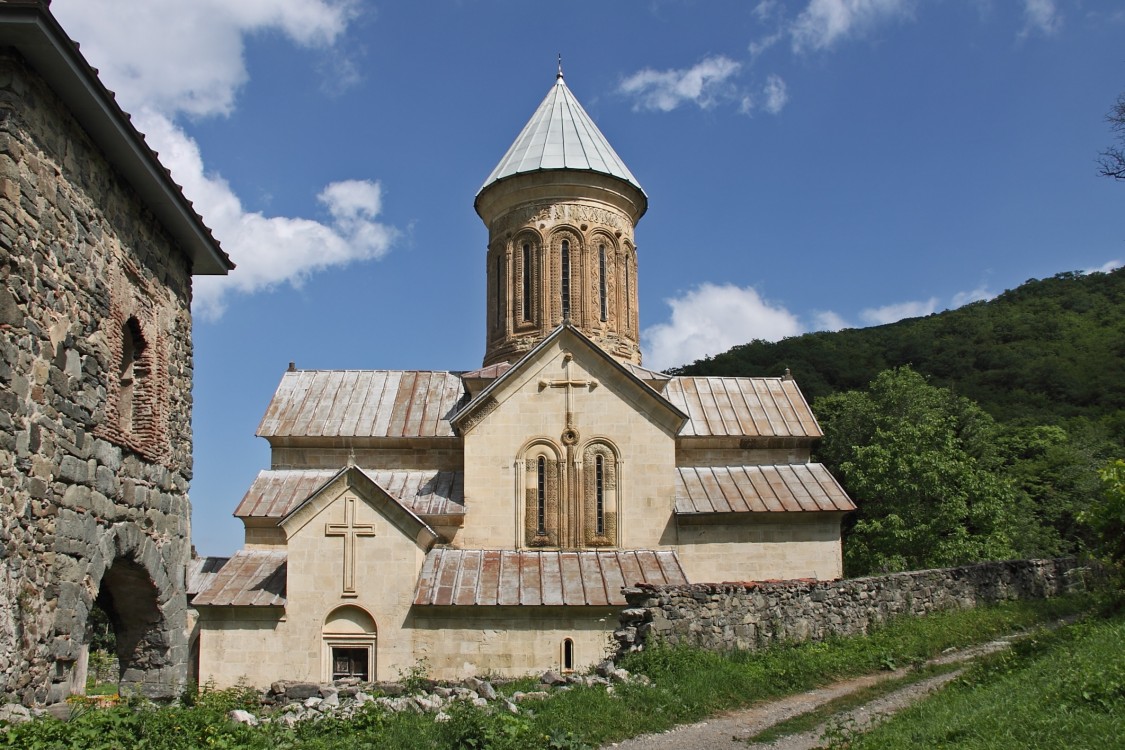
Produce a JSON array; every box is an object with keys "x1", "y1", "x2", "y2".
[{"x1": 0, "y1": 51, "x2": 195, "y2": 704}]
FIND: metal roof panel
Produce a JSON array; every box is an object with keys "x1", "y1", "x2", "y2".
[
  {"x1": 675, "y1": 464, "x2": 856, "y2": 515},
  {"x1": 666, "y1": 377, "x2": 823, "y2": 439},
  {"x1": 413, "y1": 549, "x2": 688, "y2": 606},
  {"x1": 479, "y1": 74, "x2": 644, "y2": 195},
  {"x1": 191, "y1": 550, "x2": 286, "y2": 607}
]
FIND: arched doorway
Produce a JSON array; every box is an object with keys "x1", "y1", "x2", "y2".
[
  {"x1": 90, "y1": 557, "x2": 166, "y2": 695},
  {"x1": 322, "y1": 605, "x2": 377, "y2": 682}
]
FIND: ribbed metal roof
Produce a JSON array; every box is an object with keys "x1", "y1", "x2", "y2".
[
  {"x1": 666, "y1": 377, "x2": 823, "y2": 439},
  {"x1": 479, "y1": 73, "x2": 644, "y2": 195},
  {"x1": 414, "y1": 549, "x2": 686, "y2": 607},
  {"x1": 234, "y1": 468, "x2": 465, "y2": 519},
  {"x1": 187, "y1": 556, "x2": 230, "y2": 598},
  {"x1": 675, "y1": 464, "x2": 855, "y2": 514},
  {"x1": 257, "y1": 370, "x2": 465, "y2": 440},
  {"x1": 191, "y1": 550, "x2": 287, "y2": 607}
]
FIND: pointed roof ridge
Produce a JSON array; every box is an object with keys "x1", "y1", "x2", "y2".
[{"x1": 478, "y1": 73, "x2": 644, "y2": 196}]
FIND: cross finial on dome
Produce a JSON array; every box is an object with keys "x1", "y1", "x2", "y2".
[{"x1": 557, "y1": 54, "x2": 564, "y2": 80}]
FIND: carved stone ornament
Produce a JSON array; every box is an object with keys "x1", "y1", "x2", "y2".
[
  {"x1": 561, "y1": 427, "x2": 580, "y2": 445},
  {"x1": 459, "y1": 396, "x2": 499, "y2": 432}
]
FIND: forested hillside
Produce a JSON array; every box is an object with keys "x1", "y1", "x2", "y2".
[
  {"x1": 673, "y1": 268, "x2": 1124, "y2": 574},
  {"x1": 673, "y1": 268, "x2": 1125, "y2": 440}
]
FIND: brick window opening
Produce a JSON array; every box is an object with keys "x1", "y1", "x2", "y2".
[{"x1": 118, "y1": 318, "x2": 147, "y2": 435}]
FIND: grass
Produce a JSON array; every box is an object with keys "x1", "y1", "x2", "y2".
[
  {"x1": 817, "y1": 604, "x2": 1125, "y2": 749},
  {"x1": 0, "y1": 595, "x2": 1098, "y2": 750}
]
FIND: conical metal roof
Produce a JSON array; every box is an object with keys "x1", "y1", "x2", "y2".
[{"x1": 478, "y1": 71, "x2": 645, "y2": 196}]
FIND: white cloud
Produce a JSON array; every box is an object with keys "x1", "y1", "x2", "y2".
[
  {"x1": 950, "y1": 285, "x2": 996, "y2": 308},
  {"x1": 859, "y1": 297, "x2": 938, "y2": 325},
  {"x1": 791, "y1": 0, "x2": 915, "y2": 53},
  {"x1": 642, "y1": 283, "x2": 803, "y2": 370},
  {"x1": 133, "y1": 113, "x2": 395, "y2": 319},
  {"x1": 1085, "y1": 259, "x2": 1122, "y2": 274},
  {"x1": 51, "y1": 0, "x2": 392, "y2": 320},
  {"x1": 753, "y1": 1, "x2": 780, "y2": 21},
  {"x1": 619, "y1": 56, "x2": 743, "y2": 112},
  {"x1": 811, "y1": 310, "x2": 849, "y2": 331},
  {"x1": 749, "y1": 31, "x2": 784, "y2": 59},
  {"x1": 1021, "y1": 0, "x2": 1061, "y2": 37},
  {"x1": 763, "y1": 75, "x2": 789, "y2": 114},
  {"x1": 53, "y1": 0, "x2": 357, "y2": 118}
]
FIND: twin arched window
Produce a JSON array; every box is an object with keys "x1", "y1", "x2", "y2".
[{"x1": 523, "y1": 441, "x2": 618, "y2": 548}]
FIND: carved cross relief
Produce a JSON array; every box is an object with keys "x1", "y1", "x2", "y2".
[
  {"x1": 537, "y1": 351, "x2": 600, "y2": 547},
  {"x1": 538, "y1": 352, "x2": 597, "y2": 434},
  {"x1": 325, "y1": 495, "x2": 375, "y2": 597}
]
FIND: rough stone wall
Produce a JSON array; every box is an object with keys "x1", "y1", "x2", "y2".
[
  {"x1": 0, "y1": 51, "x2": 194, "y2": 704},
  {"x1": 615, "y1": 558, "x2": 1090, "y2": 657}
]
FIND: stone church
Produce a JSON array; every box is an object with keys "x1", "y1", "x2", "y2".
[
  {"x1": 0, "y1": 1, "x2": 232, "y2": 705},
  {"x1": 191, "y1": 69, "x2": 854, "y2": 686}
]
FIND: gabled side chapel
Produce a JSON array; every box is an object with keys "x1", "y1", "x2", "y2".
[{"x1": 191, "y1": 71, "x2": 856, "y2": 686}]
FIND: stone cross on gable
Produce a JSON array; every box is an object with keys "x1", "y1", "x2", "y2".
[
  {"x1": 538, "y1": 352, "x2": 597, "y2": 432},
  {"x1": 325, "y1": 495, "x2": 375, "y2": 596}
]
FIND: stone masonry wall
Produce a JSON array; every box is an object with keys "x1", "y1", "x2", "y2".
[
  {"x1": 615, "y1": 558, "x2": 1090, "y2": 657},
  {"x1": 0, "y1": 50, "x2": 194, "y2": 704}
]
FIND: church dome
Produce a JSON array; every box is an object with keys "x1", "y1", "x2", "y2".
[{"x1": 477, "y1": 70, "x2": 646, "y2": 208}]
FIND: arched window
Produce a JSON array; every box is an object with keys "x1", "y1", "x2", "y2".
[
  {"x1": 119, "y1": 318, "x2": 146, "y2": 434},
  {"x1": 495, "y1": 254, "x2": 503, "y2": 331},
  {"x1": 562, "y1": 638, "x2": 575, "y2": 672},
  {"x1": 522, "y1": 243, "x2": 532, "y2": 322},
  {"x1": 560, "y1": 239, "x2": 570, "y2": 320},
  {"x1": 598, "y1": 245, "x2": 607, "y2": 322},
  {"x1": 595, "y1": 454, "x2": 605, "y2": 535},
  {"x1": 582, "y1": 442, "x2": 618, "y2": 547},
  {"x1": 524, "y1": 444, "x2": 560, "y2": 547},
  {"x1": 624, "y1": 252, "x2": 631, "y2": 332},
  {"x1": 536, "y1": 456, "x2": 547, "y2": 535}
]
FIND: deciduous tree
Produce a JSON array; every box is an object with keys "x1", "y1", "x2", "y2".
[
  {"x1": 816, "y1": 367, "x2": 1021, "y2": 576},
  {"x1": 1099, "y1": 93, "x2": 1125, "y2": 180}
]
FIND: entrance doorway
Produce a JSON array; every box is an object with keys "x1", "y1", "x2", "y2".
[
  {"x1": 331, "y1": 647, "x2": 370, "y2": 681},
  {"x1": 322, "y1": 605, "x2": 377, "y2": 682}
]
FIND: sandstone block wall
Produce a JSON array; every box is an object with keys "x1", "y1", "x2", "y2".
[
  {"x1": 615, "y1": 558, "x2": 1090, "y2": 657},
  {"x1": 0, "y1": 51, "x2": 194, "y2": 704}
]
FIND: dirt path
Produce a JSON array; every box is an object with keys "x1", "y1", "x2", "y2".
[{"x1": 603, "y1": 637, "x2": 1016, "y2": 750}]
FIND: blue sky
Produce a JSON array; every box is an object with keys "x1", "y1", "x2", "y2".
[{"x1": 50, "y1": 0, "x2": 1124, "y2": 555}]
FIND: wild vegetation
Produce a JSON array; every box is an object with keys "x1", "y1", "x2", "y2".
[
  {"x1": 820, "y1": 607, "x2": 1125, "y2": 749},
  {"x1": 675, "y1": 268, "x2": 1124, "y2": 576},
  {"x1": 0, "y1": 596, "x2": 1092, "y2": 749}
]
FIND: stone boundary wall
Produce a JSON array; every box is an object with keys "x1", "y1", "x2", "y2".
[{"x1": 614, "y1": 558, "x2": 1091, "y2": 657}]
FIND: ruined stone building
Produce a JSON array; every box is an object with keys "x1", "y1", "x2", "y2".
[
  {"x1": 191, "y1": 70, "x2": 855, "y2": 687},
  {"x1": 0, "y1": 1, "x2": 232, "y2": 705}
]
